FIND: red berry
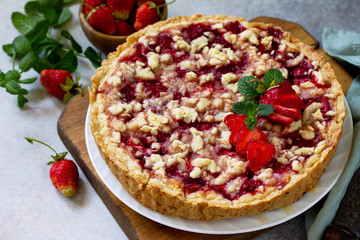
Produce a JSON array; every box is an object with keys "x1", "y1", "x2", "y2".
[
  {"x1": 292, "y1": 67, "x2": 308, "y2": 78},
  {"x1": 115, "y1": 20, "x2": 134, "y2": 36},
  {"x1": 235, "y1": 127, "x2": 267, "y2": 155},
  {"x1": 50, "y1": 159, "x2": 79, "y2": 197},
  {"x1": 87, "y1": 6, "x2": 116, "y2": 34},
  {"x1": 83, "y1": 0, "x2": 105, "y2": 16},
  {"x1": 106, "y1": 0, "x2": 136, "y2": 20},
  {"x1": 228, "y1": 115, "x2": 247, "y2": 145},
  {"x1": 134, "y1": 3, "x2": 159, "y2": 31},
  {"x1": 247, "y1": 141, "x2": 275, "y2": 172}
]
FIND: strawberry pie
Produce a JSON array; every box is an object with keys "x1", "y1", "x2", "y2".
[{"x1": 89, "y1": 15, "x2": 345, "y2": 221}]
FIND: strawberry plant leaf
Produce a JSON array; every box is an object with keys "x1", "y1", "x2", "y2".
[
  {"x1": 25, "y1": 20, "x2": 50, "y2": 44},
  {"x1": 232, "y1": 101, "x2": 246, "y2": 115},
  {"x1": 11, "y1": 12, "x2": 37, "y2": 35},
  {"x1": 19, "y1": 77, "x2": 37, "y2": 84},
  {"x1": 54, "y1": 7, "x2": 71, "y2": 27},
  {"x1": 61, "y1": 30, "x2": 82, "y2": 53},
  {"x1": 19, "y1": 51, "x2": 38, "y2": 72},
  {"x1": 263, "y1": 68, "x2": 283, "y2": 89},
  {"x1": 245, "y1": 116, "x2": 257, "y2": 131},
  {"x1": 5, "y1": 80, "x2": 21, "y2": 95},
  {"x1": 2, "y1": 44, "x2": 16, "y2": 57},
  {"x1": 237, "y1": 76, "x2": 260, "y2": 100},
  {"x1": 257, "y1": 104, "x2": 274, "y2": 116},
  {"x1": 84, "y1": 47, "x2": 102, "y2": 68},
  {"x1": 55, "y1": 50, "x2": 78, "y2": 73},
  {"x1": 13, "y1": 36, "x2": 32, "y2": 58},
  {"x1": 18, "y1": 94, "x2": 29, "y2": 108}
]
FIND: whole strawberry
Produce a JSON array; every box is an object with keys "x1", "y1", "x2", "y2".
[
  {"x1": 83, "y1": 0, "x2": 105, "y2": 16},
  {"x1": 115, "y1": 20, "x2": 134, "y2": 36},
  {"x1": 25, "y1": 138, "x2": 79, "y2": 197},
  {"x1": 87, "y1": 6, "x2": 117, "y2": 34},
  {"x1": 106, "y1": 0, "x2": 135, "y2": 20},
  {"x1": 134, "y1": 2, "x2": 159, "y2": 31},
  {"x1": 40, "y1": 69, "x2": 82, "y2": 102}
]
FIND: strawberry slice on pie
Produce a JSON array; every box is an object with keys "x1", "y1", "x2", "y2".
[
  {"x1": 247, "y1": 141, "x2": 276, "y2": 172},
  {"x1": 260, "y1": 83, "x2": 305, "y2": 125}
]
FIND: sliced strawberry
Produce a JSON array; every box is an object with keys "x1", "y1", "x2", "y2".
[
  {"x1": 264, "y1": 83, "x2": 295, "y2": 97},
  {"x1": 272, "y1": 104, "x2": 301, "y2": 120},
  {"x1": 224, "y1": 114, "x2": 237, "y2": 130},
  {"x1": 266, "y1": 93, "x2": 305, "y2": 110},
  {"x1": 228, "y1": 115, "x2": 247, "y2": 145},
  {"x1": 235, "y1": 127, "x2": 267, "y2": 155},
  {"x1": 267, "y1": 112, "x2": 294, "y2": 125},
  {"x1": 247, "y1": 141, "x2": 276, "y2": 172}
]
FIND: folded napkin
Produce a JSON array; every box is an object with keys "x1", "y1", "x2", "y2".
[{"x1": 306, "y1": 28, "x2": 360, "y2": 240}]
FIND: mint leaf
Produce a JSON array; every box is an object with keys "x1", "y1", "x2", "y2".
[
  {"x1": 63, "y1": 0, "x2": 77, "y2": 3},
  {"x1": 84, "y1": 47, "x2": 102, "y2": 68},
  {"x1": 32, "y1": 58, "x2": 53, "y2": 73},
  {"x1": 245, "y1": 116, "x2": 257, "y2": 131},
  {"x1": 0, "y1": 71, "x2": 5, "y2": 86},
  {"x1": 19, "y1": 77, "x2": 37, "y2": 84},
  {"x1": 25, "y1": 20, "x2": 50, "y2": 44},
  {"x1": 5, "y1": 80, "x2": 21, "y2": 95},
  {"x1": 11, "y1": 12, "x2": 37, "y2": 35},
  {"x1": 19, "y1": 52, "x2": 38, "y2": 72},
  {"x1": 263, "y1": 69, "x2": 284, "y2": 88},
  {"x1": 13, "y1": 36, "x2": 32, "y2": 58},
  {"x1": 55, "y1": 50, "x2": 77, "y2": 73},
  {"x1": 25, "y1": 1, "x2": 43, "y2": 21},
  {"x1": 46, "y1": 49, "x2": 61, "y2": 65},
  {"x1": 245, "y1": 101, "x2": 257, "y2": 117},
  {"x1": 237, "y1": 76, "x2": 260, "y2": 100},
  {"x1": 5, "y1": 70, "x2": 21, "y2": 82},
  {"x1": 18, "y1": 94, "x2": 29, "y2": 108},
  {"x1": 232, "y1": 101, "x2": 246, "y2": 115},
  {"x1": 61, "y1": 30, "x2": 82, "y2": 53},
  {"x1": 54, "y1": 7, "x2": 71, "y2": 27},
  {"x1": 257, "y1": 104, "x2": 274, "y2": 116},
  {"x1": 2, "y1": 44, "x2": 16, "y2": 57},
  {"x1": 34, "y1": 37, "x2": 62, "y2": 54}
]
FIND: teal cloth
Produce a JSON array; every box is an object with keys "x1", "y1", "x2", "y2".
[{"x1": 306, "y1": 28, "x2": 360, "y2": 240}]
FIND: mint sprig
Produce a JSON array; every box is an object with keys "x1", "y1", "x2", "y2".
[
  {"x1": 233, "y1": 68, "x2": 284, "y2": 130},
  {"x1": 1, "y1": 0, "x2": 102, "y2": 108}
]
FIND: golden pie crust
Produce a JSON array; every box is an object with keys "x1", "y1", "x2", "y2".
[{"x1": 89, "y1": 14, "x2": 345, "y2": 221}]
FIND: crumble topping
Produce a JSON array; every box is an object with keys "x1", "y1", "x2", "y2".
[{"x1": 93, "y1": 20, "x2": 338, "y2": 201}]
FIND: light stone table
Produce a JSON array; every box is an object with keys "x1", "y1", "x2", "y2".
[{"x1": 1, "y1": 0, "x2": 359, "y2": 239}]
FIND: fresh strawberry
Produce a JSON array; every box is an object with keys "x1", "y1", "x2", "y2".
[
  {"x1": 83, "y1": 0, "x2": 105, "y2": 16},
  {"x1": 25, "y1": 138, "x2": 79, "y2": 197},
  {"x1": 87, "y1": 6, "x2": 117, "y2": 34},
  {"x1": 224, "y1": 114, "x2": 238, "y2": 131},
  {"x1": 137, "y1": 0, "x2": 165, "y2": 5},
  {"x1": 133, "y1": 2, "x2": 159, "y2": 31},
  {"x1": 40, "y1": 70, "x2": 82, "y2": 102},
  {"x1": 247, "y1": 141, "x2": 275, "y2": 172},
  {"x1": 260, "y1": 83, "x2": 305, "y2": 125},
  {"x1": 115, "y1": 20, "x2": 134, "y2": 36},
  {"x1": 235, "y1": 127, "x2": 267, "y2": 155},
  {"x1": 227, "y1": 115, "x2": 247, "y2": 145},
  {"x1": 106, "y1": 0, "x2": 135, "y2": 20}
]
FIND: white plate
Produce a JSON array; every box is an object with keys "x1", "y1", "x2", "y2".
[{"x1": 85, "y1": 99, "x2": 353, "y2": 235}]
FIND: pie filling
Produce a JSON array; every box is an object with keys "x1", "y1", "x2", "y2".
[{"x1": 95, "y1": 21, "x2": 337, "y2": 201}]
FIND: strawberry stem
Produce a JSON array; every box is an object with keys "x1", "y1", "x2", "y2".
[{"x1": 24, "y1": 137, "x2": 67, "y2": 163}]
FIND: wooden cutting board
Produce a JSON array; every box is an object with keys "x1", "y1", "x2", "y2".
[{"x1": 57, "y1": 17, "x2": 353, "y2": 240}]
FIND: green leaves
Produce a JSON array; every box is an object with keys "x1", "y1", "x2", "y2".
[
  {"x1": 1, "y1": 0, "x2": 103, "y2": 107},
  {"x1": 232, "y1": 69, "x2": 283, "y2": 130}
]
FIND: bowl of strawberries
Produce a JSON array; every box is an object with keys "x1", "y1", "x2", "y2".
[{"x1": 79, "y1": 0, "x2": 169, "y2": 53}]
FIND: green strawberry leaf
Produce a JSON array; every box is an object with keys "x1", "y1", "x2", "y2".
[
  {"x1": 13, "y1": 36, "x2": 32, "y2": 58},
  {"x1": 84, "y1": 47, "x2": 102, "y2": 68},
  {"x1": 61, "y1": 30, "x2": 82, "y2": 53},
  {"x1": 19, "y1": 51, "x2": 38, "y2": 72},
  {"x1": 5, "y1": 80, "x2": 22, "y2": 95},
  {"x1": 55, "y1": 50, "x2": 78, "y2": 73},
  {"x1": 54, "y1": 7, "x2": 71, "y2": 27},
  {"x1": 18, "y1": 94, "x2": 29, "y2": 108},
  {"x1": 2, "y1": 44, "x2": 16, "y2": 57},
  {"x1": 11, "y1": 12, "x2": 37, "y2": 35},
  {"x1": 237, "y1": 76, "x2": 260, "y2": 100},
  {"x1": 263, "y1": 68, "x2": 284, "y2": 89},
  {"x1": 257, "y1": 104, "x2": 274, "y2": 116},
  {"x1": 232, "y1": 101, "x2": 246, "y2": 115},
  {"x1": 245, "y1": 116, "x2": 257, "y2": 131}
]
